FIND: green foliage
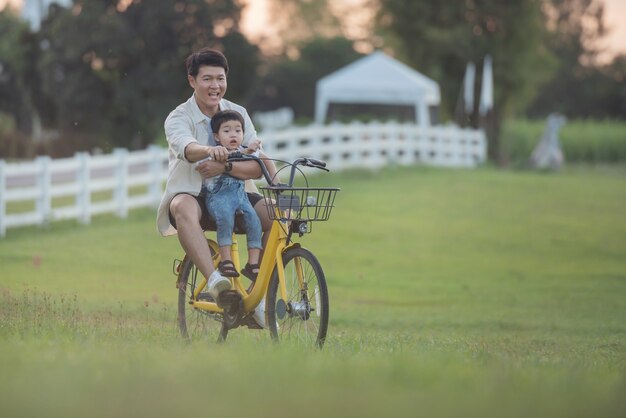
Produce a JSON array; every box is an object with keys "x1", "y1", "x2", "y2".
[
  {"x1": 0, "y1": 111, "x2": 30, "y2": 159},
  {"x1": 1, "y1": 165, "x2": 625, "y2": 417},
  {"x1": 0, "y1": 10, "x2": 31, "y2": 81},
  {"x1": 266, "y1": 0, "x2": 343, "y2": 50},
  {"x1": 376, "y1": 0, "x2": 553, "y2": 119},
  {"x1": 528, "y1": 1, "x2": 626, "y2": 119},
  {"x1": 0, "y1": 9, "x2": 37, "y2": 138},
  {"x1": 247, "y1": 36, "x2": 363, "y2": 119},
  {"x1": 374, "y1": 0, "x2": 556, "y2": 162},
  {"x1": 502, "y1": 118, "x2": 626, "y2": 164},
  {"x1": 32, "y1": 0, "x2": 258, "y2": 153},
  {"x1": 0, "y1": 111, "x2": 16, "y2": 135}
]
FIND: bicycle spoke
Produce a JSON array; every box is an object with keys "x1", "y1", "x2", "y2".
[{"x1": 177, "y1": 257, "x2": 224, "y2": 342}]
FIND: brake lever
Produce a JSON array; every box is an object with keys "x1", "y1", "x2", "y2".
[
  {"x1": 306, "y1": 158, "x2": 326, "y2": 168},
  {"x1": 227, "y1": 151, "x2": 243, "y2": 160},
  {"x1": 306, "y1": 162, "x2": 329, "y2": 172}
]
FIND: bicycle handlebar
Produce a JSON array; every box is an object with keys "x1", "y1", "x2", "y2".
[{"x1": 226, "y1": 152, "x2": 329, "y2": 188}]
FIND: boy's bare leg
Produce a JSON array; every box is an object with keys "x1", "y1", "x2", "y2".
[
  {"x1": 243, "y1": 248, "x2": 262, "y2": 293},
  {"x1": 248, "y1": 248, "x2": 261, "y2": 266},
  {"x1": 218, "y1": 246, "x2": 231, "y2": 263}
]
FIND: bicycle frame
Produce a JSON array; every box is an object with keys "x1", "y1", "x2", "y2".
[
  {"x1": 180, "y1": 153, "x2": 335, "y2": 323},
  {"x1": 187, "y1": 215, "x2": 298, "y2": 315}
]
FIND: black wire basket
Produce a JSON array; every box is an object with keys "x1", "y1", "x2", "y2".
[{"x1": 260, "y1": 187, "x2": 340, "y2": 222}]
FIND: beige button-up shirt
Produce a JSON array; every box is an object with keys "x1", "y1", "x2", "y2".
[{"x1": 156, "y1": 94, "x2": 258, "y2": 236}]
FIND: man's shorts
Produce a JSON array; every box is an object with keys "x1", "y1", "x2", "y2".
[{"x1": 169, "y1": 191, "x2": 264, "y2": 233}]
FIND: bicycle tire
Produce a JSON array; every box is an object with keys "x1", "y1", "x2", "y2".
[
  {"x1": 266, "y1": 247, "x2": 329, "y2": 348},
  {"x1": 177, "y1": 241, "x2": 227, "y2": 343}
]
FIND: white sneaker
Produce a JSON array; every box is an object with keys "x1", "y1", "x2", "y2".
[
  {"x1": 251, "y1": 296, "x2": 266, "y2": 328},
  {"x1": 207, "y1": 270, "x2": 231, "y2": 301}
]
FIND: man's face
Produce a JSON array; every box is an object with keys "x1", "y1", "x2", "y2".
[
  {"x1": 215, "y1": 120, "x2": 243, "y2": 151},
  {"x1": 189, "y1": 65, "x2": 227, "y2": 113}
]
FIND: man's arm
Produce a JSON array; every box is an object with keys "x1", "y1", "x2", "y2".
[
  {"x1": 185, "y1": 142, "x2": 228, "y2": 163},
  {"x1": 230, "y1": 160, "x2": 263, "y2": 180},
  {"x1": 197, "y1": 159, "x2": 262, "y2": 180}
]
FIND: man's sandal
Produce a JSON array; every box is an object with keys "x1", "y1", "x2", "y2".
[
  {"x1": 218, "y1": 260, "x2": 240, "y2": 277},
  {"x1": 241, "y1": 263, "x2": 260, "y2": 282}
]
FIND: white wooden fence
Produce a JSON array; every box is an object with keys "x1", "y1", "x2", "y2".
[
  {"x1": 261, "y1": 121, "x2": 486, "y2": 170},
  {"x1": 0, "y1": 121, "x2": 485, "y2": 236},
  {"x1": 0, "y1": 146, "x2": 168, "y2": 237}
]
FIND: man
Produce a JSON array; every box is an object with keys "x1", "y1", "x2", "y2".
[{"x1": 156, "y1": 48, "x2": 273, "y2": 322}]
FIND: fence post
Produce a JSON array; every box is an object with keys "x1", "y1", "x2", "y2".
[
  {"x1": 36, "y1": 155, "x2": 52, "y2": 225},
  {"x1": 148, "y1": 145, "x2": 162, "y2": 207},
  {"x1": 400, "y1": 123, "x2": 414, "y2": 165},
  {"x1": 387, "y1": 121, "x2": 401, "y2": 165},
  {"x1": 114, "y1": 148, "x2": 128, "y2": 218},
  {"x1": 369, "y1": 121, "x2": 385, "y2": 169},
  {"x1": 0, "y1": 160, "x2": 6, "y2": 237},
  {"x1": 77, "y1": 152, "x2": 91, "y2": 224}
]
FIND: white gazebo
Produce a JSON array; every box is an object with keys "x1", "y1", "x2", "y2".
[{"x1": 314, "y1": 51, "x2": 441, "y2": 127}]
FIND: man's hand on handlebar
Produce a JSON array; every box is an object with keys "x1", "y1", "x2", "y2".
[
  {"x1": 194, "y1": 146, "x2": 230, "y2": 178},
  {"x1": 196, "y1": 159, "x2": 225, "y2": 178}
]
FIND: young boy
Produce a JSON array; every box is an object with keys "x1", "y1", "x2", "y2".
[{"x1": 203, "y1": 110, "x2": 277, "y2": 282}]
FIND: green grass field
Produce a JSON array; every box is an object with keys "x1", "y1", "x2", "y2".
[{"x1": 1, "y1": 164, "x2": 625, "y2": 418}]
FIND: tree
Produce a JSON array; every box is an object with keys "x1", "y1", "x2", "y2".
[
  {"x1": 600, "y1": 54, "x2": 626, "y2": 118},
  {"x1": 246, "y1": 36, "x2": 363, "y2": 121},
  {"x1": 0, "y1": 9, "x2": 36, "y2": 135},
  {"x1": 375, "y1": 0, "x2": 554, "y2": 162},
  {"x1": 34, "y1": 0, "x2": 258, "y2": 154},
  {"x1": 266, "y1": 0, "x2": 343, "y2": 56},
  {"x1": 527, "y1": 0, "x2": 624, "y2": 119}
]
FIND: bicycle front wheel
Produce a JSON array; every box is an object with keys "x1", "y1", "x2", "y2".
[{"x1": 267, "y1": 247, "x2": 329, "y2": 348}]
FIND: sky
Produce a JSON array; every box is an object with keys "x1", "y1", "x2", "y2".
[
  {"x1": 239, "y1": 0, "x2": 626, "y2": 62},
  {"x1": 1, "y1": 0, "x2": 625, "y2": 61}
]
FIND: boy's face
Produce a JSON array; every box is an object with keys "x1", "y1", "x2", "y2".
[{"x1": 214, "y1": 120, "x2": 243, "y2": 150}]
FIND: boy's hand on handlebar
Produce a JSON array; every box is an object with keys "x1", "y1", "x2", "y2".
[{"x1": 246, "y1": 140, "x2": 262, "y2": 154}]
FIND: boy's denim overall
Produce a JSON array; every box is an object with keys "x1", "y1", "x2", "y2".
[{"x1": 204, "y1": 175, "x2": 262, "y2": 249}]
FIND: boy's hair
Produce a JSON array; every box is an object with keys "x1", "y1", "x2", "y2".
[
  {"x1": 186, "y1": 48, "x2": 229, "y2": 77},
  {"x1": 211, "y1": 110, "x2": 245, "y2": 134}
]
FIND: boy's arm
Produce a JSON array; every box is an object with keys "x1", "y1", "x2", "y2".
[
  {"x1": 243, "y1": 140, "x2": 261, "y2": 154},
  {"x1": 259, "y1": 151, "x2": 280, "y2": 185}
]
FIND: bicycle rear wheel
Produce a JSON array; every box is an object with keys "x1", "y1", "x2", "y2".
[
  {"x1": 177, "y1": 246, "x2": 227, "y2": 343},
  {"x1": 267, "y1": 247, "x2": 329, "y2": 348}
]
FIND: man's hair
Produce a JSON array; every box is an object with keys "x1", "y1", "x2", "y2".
[
  {"x1": 186, "y1": 48, "x2": 229, "y2": 77},
  {"x1": 211, "y1": 110, "x2": 245, "y2": 134}
]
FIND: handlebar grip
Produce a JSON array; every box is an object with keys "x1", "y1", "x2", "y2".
[{"x1": 306, "y1": 158, "x2": 327, "y2": 168}]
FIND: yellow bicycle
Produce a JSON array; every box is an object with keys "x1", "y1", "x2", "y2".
[{"x1": 174, "y1": 154, "x2": 339, "y2": 348}]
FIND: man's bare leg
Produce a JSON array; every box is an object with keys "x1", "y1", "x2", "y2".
[{"x1": 169, "y1": 194, "x2": 215, "y2": 280}]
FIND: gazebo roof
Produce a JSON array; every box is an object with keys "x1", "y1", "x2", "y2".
[{"x1": 315, "y1": 51, "x2": 441, "y2": 123}]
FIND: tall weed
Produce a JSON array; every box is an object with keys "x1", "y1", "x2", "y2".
[{"x1": 501, "y1": 118, "x2": 626, "y2": 164}]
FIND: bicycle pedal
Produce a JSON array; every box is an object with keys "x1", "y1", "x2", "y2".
[
  {"x1": 244, "y1": 315, "x2": 263, "y2": 330},
  {"x1": 216, "y1": 290, "x2": 242, "y2": 309},
  {"x1": 197, "y1": 292, "x2": 214, "y2": 302}
]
